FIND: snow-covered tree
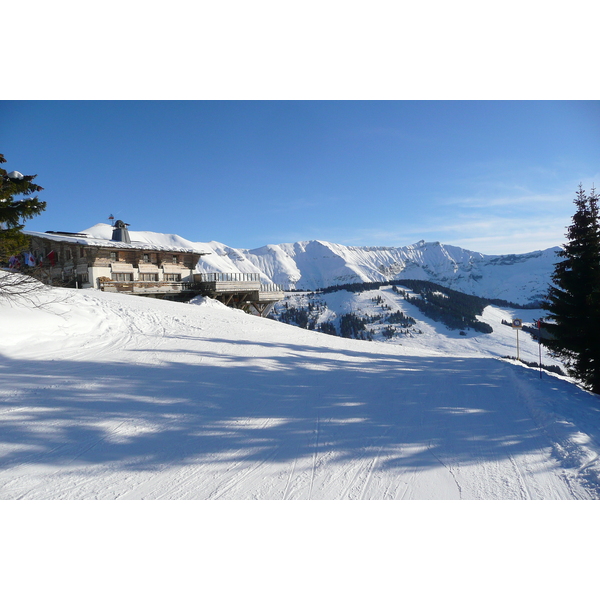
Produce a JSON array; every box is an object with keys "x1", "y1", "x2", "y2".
[{"x1": 542, "y1": 185, "x2": 600, "y2": 394}]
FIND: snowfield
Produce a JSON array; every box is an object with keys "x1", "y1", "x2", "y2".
[{"x1": 2, "y1": 281, "x2": 600, "y2": 500}]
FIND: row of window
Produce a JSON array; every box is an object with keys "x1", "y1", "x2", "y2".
[
  {"x1": 37, "y1": 246, "x2": 87, "y2": 262},
  {"x1": 142, "y1": 253, "x2": 179, "y2": 264},
  {"x1": 38, "y1": 246, "x2": 189, "y2": 266},
  {"x1": 113, "y1": 273, "x2": 182, "y2": 282},
  {"x1": 110, "y1": 251, "x2": 181, "y2": 264},
  {"x1": 67, "y1": 248, "x2": 87, "y2": 259}
]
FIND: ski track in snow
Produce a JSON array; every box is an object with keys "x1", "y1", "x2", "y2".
[{"x1": 1, "y1": 284, "x2": 600, "y2": 500}]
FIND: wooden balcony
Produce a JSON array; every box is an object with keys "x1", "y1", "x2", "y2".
[
  {"x1": 194, "y1": 273, "x2": 284, "y2": 314},
  {"x1": 258, "y1": 283, "x2": 286, "y2": 303},
  {"x1": 194, "y1": 272, "x2": 261, "y2": 293},
  {"x1": 100, "y1": 280, "x2": 200, "y2": 296},
  {"x1": 99, "y1": 273, "x2": 285, "y2": 315}
]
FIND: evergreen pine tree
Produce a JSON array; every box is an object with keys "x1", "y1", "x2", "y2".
[
  {"x1": 541, "y1": 185, "x2": 600, "y2": 393},
  {"x1": 0, "y1": 154, "x2": 46, "y2": 263}
]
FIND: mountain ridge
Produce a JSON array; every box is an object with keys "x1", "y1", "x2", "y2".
[{"x1": 237, "y1": 238, "x2": 559, "y2": 305}]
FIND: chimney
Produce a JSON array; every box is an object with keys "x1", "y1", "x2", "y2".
[{"x1": 112, "y1": 220, "x2": 131, "y2": 243}]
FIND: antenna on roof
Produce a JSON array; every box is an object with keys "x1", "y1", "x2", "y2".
[{"x1": 108, "y1": 214, "x2": 115, "y2": 226}]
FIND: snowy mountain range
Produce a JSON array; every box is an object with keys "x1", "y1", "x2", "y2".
[
  {"x1": 81, "y1": 223, "x2": 560, "y2": 305},
  {"x1": 234, "y1": 240, "x2": 558, "y2": 305}
]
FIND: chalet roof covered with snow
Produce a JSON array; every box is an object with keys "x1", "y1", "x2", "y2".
[{"x1": 24, "y1": 223, "x2": 209, "y2": 255}]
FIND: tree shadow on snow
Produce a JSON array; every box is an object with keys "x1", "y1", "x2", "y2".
[{"x1": 0, "y1": 343, "x2": 597, "y2": 484}]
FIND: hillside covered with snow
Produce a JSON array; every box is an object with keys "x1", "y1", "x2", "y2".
[
  {"x1": 242, "y1": 240, "x2": 558, "y2": 305},
  {"x1": 77, "y1": 223, "x2": 559, "y2": 305},
  {"x1": 2, "y1": 275, "x2": 599, "y2": 500}
]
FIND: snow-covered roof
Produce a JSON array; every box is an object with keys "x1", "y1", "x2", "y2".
[{"x1": 24, "y1": 225, "x2": 208, "y2": 255}]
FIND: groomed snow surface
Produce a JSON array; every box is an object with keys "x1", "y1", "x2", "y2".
[{"x1": 2, "y1": 280, "x2": 600, "y2": 501}]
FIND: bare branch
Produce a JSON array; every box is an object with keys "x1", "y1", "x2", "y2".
[{"x1": 0, "y1": 269, "x2": 54, "y2": 308}]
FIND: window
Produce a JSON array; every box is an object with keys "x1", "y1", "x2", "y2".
[
  {"x1": 140, "y1": 273, "x2": 158, "y2": 282},
  {"x1": 172, "y1": 255, "x2": 178, "y2": 264},
  {"x1": 79, "y1": 247, "x2": 86, "y2": 258},
  {"x1": 110, "y1": 251, "x2": 117, "y2": 261},
  {"x1": 142, "y1": 254, "x2": 150, "y2": 263},
  {"x1": 164, "y1": 273, "x2": 181, "y2": 282},
  {"x1": 114, "y1": 273, "x2": 132, "y2": 282}
]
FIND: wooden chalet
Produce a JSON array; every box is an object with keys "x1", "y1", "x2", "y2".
[{"x1": 23, "y1": 221, "x2": 284, "y2": 315}]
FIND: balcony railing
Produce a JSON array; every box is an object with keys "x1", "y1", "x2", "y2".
[
  {"x1": 260, "y1": 283, "x2": 284, "y2": 292},
  {"x1": 99, "y1": 273, "x2": 285, "y2": 298},
  {"x1": 196, "y1": 272, "x2": 261, "y2": 283},
  {"x1": 100, "y1": 280, "x2": 201, "y2": 293},
  {"x1": 196, "y1": 273, "x2": 283, "y2": 291}
]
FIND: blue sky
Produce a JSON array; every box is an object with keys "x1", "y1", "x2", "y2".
[{"x1": 2, "y1": 100, "x2": 599, "y2": 254}]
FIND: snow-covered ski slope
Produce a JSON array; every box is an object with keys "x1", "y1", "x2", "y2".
[{"x1": 2, "y1": 282, "x2": 600, "y2": 500}]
